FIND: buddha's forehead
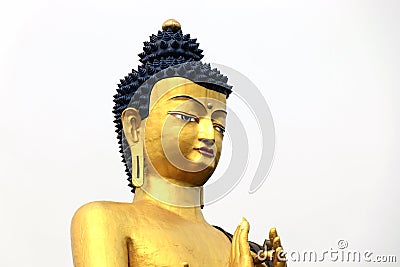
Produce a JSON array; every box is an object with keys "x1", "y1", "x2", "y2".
[{"x1": 149, "y1": 77, "x2": 226, "y2": 112}]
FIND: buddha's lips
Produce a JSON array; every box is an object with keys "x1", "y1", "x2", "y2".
[{"x1": 194, "y1": 146, "x2": 215, "y2": 157}]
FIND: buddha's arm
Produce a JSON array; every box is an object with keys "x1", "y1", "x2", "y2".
[{"x1": 71, "y1": 202, "x2": 129, "y2": 267}]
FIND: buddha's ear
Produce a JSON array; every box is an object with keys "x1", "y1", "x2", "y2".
[{"x1": 121, "y1": 108, "x2": 142, "y2": 146}]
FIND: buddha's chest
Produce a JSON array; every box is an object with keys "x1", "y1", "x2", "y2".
[{"x1": 126, "y1": 219, "x2": 231, "y2": 267}]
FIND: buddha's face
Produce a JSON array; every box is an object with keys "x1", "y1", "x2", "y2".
[{"x1": 143, "y1": 77, "x2": 227, "y2": 186}]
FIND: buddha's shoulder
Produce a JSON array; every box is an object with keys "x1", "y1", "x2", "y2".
[{"x1": 72, "y1": 201, "x2": 140, "y2": 225}]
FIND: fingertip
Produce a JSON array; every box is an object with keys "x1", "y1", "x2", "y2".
[
  {"x1": 245, "y1": 220, "x2": 250, "y2": 232},
  {"x1": 269, "y1": 227, "x2": 277, "y2": 241},
  {"x1": 240, "y1": 218, "x2": 250, "y2": 231},
  {"x1": 273, "y1": 236, "x2": 281, "y2": 249},
  {"x1": 269, "y1": 227, "x2": 277, "y2": 235}
]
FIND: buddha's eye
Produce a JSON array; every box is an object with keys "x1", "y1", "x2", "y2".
[
  {"x1": 168, "y1": 112, "x2": 197, "y2": 122},
  {"x1": 214, "y1": 124, "x2": 225, "y2": 135}
]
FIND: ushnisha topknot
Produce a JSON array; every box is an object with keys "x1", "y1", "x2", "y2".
[{"x1": 112, "y1": 19, "x2": 233, "y2": 192}]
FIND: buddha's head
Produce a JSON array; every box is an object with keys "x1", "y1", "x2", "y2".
[{"x1": 113, "y1": 20, "x2": 232, "y2": 192}]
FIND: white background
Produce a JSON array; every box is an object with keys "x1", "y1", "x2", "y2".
[{"x1": 0, "y1": 0, "x2": 399, "y2": 266}]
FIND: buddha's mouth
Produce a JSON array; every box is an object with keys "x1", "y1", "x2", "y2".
[{"x1": 194, "y1": 146, "x2": 215, "y2": 158}]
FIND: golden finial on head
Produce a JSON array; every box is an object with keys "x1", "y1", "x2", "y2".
[{"x1": 162, "y1": 19, "x2": 181, "y2": 32}]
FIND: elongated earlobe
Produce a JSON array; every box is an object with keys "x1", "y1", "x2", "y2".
[
  {"x1": 130, "y1": 136, "x2": 144, "y2": 187},
  {"x1": 122, "y1": 108, "x2": 144, "y2": 187}
]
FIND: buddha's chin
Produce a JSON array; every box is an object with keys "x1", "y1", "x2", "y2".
[
  {"x1": 182, "y1": 156, "x2": 218, "y2": 174},
  {"x1": 165, "y1": 163, "x2": 217, "y2": 187},
  {"x1": 148, "y1": 153, "x2": 219, "y2": 186}
]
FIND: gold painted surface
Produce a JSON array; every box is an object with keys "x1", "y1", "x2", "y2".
[
  {"x1": 70, "y1": 77, "x2": 286, "y2": 267},
  {"x1": 162, "y1": 19, "x2": 181, "y2": 32}
]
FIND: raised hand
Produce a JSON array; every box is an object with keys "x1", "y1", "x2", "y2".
[
  {"x1": 270, "y1": 227, "x2": 287, "y2": 267},
  {"x1": 228, "y1": 218, "x2": 254, "y2": 267},
  {"x1": 256, "y1": 228, "x2": 287, "y2": 267},
  {"x1": 228, "y1": 219, "x2": 287, "y2": 267}
]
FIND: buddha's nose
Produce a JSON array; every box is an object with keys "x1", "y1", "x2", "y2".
[
  {"x1": 199, "y1": 138, "x2": 215, "y2": 146},
  {"x1": 198, "y1": 117, "x2": 215, "y2": 145}
]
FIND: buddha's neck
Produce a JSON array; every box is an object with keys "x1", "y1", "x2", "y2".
[{"x1": 132, "y1": 175, "x2": 206, "y2": 223}]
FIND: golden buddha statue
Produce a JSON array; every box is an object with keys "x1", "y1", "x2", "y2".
[{"x1": 71, "y1": 19, "x2": 286, "y2": 267}]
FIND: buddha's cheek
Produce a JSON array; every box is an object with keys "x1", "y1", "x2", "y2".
[
  {"x1": 178, "y1": 125, "x2": 201, "y2": 161},
  {"x1": 214, "y1": 137, "x2": 223, "y2": 164},
  {"x1": 143, "y1": 133, "x2": 163, "y2": 163}
]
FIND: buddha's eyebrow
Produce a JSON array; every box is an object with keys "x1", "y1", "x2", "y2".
[
  {"x1": 212, "y1": 109, "x2": 227, "y2": 115},
  {"x1": 168, "y1": 95, "x2": 206, "y2": 111}
]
